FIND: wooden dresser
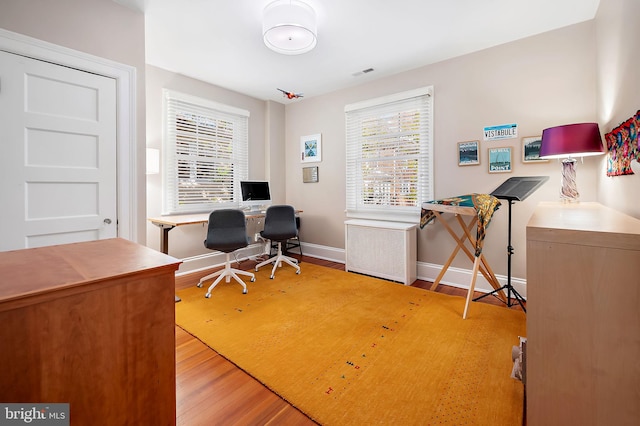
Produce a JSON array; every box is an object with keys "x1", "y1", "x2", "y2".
[
  {"x1": 526, "y1": 202, "x2": 640, "y2": 426},
  {"x1": 0, "y1": 238, "x2": 181, "y2": 425}
]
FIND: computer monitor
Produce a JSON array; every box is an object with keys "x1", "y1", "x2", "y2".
[{"x1": 240, "y1": 180, "x2": 272, "y2": 211}]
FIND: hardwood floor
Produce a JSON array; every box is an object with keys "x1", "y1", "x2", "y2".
[{"x1": 174, "y1": 255, "x2": 524, "y2": 425}]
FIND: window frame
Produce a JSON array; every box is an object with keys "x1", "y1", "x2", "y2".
[
  {"x1": 345, "y1": 86, "x2": 434, "y2": 223},
  {"x1": 162, "y1": 89, "x2": 250, "y2": 215}
]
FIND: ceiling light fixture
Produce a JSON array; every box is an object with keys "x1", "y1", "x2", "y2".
[{"x1": 263, "y1": 0, "x2": 317, "y2": 55}]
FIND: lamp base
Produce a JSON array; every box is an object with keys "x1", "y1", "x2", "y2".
[{"x1": 560, "y1": 158, "x2": 579, "y2": 202}]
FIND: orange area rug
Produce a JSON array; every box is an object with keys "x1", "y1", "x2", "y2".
[{"x1": 175, "y1": 263, "x2": 525, "y2": 425}]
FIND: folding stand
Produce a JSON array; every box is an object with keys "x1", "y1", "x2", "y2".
[
  {"x1": 422, "y1": 196, "x2": 505, "y2": 319},
  {"x1": 473, "y1": 176, "x2": 549, "y2": 312}
]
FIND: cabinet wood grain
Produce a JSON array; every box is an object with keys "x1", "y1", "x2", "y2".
[{"x1": 0, "y1": 238, "x2": 181, "y2": 426}]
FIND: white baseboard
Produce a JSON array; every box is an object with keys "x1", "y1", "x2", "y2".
[
  {"x1": 302, "y1": 242, "x2": 527, "y2": 299},
  {"x1": 418, "y1": 262, "x2": 527, "y2": 299},
  {"x1": 175, "y1": 243, "x2": 267, "y2": 276},
  {"x1": 298, "y1": 242, "x2": 345, "y2": 263},
  {"x1": 176, "y1": 241, "x2": 527, "y2": 300}
]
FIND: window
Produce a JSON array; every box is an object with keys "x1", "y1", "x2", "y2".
[
  {"x1": 162, "y1": 90, "x2": 249, "y2": 214},
  {"x1": 345, "y1": 87, "x2": 433, "y2": 222}
]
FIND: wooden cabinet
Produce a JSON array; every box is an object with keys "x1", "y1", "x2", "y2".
[
  {"x1": 526, "y1": 202, "x2": 640, "y2": 426},
  {"x1": 0, "y1": 238, "x2": 181, "y2": 425}
]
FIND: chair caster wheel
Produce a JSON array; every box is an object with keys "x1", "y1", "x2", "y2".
[
  {"x1": 296, "y1": 270, "x2": 301, "y2": 275},
  {"x1": 205, "y1": 293, "x2": 211, "y2": 298},
  {"x1": 197, "y1": 282, "x2": 203, "y2": 288},
  {"x1": 250, "y1": 277, "x2": 256, "y2": 282},
  {"x1": 243, "y1": 289, "x2": 248, "y2": 294},
  {"x1": 255, "y1": 267, "x2": 259, "y2": 272},
  {"x1": 270, "y1": 275, "x2": 274, "y2": 279}
]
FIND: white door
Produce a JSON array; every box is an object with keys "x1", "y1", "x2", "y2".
[{"x1": 0, "y1": 50, "x2": 117, "y2": 250}]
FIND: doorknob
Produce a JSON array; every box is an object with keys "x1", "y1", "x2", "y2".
[{"x1": 104, "y1": 218, "x2": 112, "y2": 225}]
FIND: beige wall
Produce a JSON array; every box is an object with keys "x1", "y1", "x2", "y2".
[
  {"x1": 265, "y1": 100, "x2": 287, "y2": 203},
  {"x1": 145, "y1": 65, "x2": 274, "y2": 258},
  {"x1": 595, "y1": 0, "x2": 640, "y2": 218},
  {"x1": 286, "y1": 22, "x2": 598, "y2": 281},
  {"x1": 2, "y1": 1, "x2": 634, "y2": 288},
  {"x1": 0, "y1": 0, "x2": 147, "y2": 243}
]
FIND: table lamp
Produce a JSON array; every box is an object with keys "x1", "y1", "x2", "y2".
[{"x1": 539, "y1": 123, "x2": 604, "y2": 202}]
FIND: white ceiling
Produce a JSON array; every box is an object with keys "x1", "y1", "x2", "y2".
[{"x1": 117, "y1": 0, "x2": 600, "y2": 103}]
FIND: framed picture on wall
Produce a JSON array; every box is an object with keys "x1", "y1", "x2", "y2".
[
  {"x1": 301, "y1": 133, "x2": 322, "y2": 163},
  {"x1": 488, "y1": 147, "x2": 512, "y2": 173},
  {"x1": 457, "y1": 140, "x2": 480, "y2": 166},
  {"x1": 522, "y1": 135, "x2": 548, "y2": 163}
]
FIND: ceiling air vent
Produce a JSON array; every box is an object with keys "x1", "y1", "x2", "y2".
[{"x1": 352, "y1": 67, "x2": 375, "y2": 77}]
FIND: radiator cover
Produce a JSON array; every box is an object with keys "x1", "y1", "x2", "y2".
[{"x1": 344, "y1": 219, "x2": 417, "y2": 285}]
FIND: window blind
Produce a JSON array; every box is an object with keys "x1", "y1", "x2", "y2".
[
  {"x1": 345, "y1": 87, "x2": 433, "y2": 222},
  {"x1": 163, "y1": 90, "x2": 249, "y2": 214}
]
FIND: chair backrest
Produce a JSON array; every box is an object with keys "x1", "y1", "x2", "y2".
[
  {"x1": 261, "y1": 205, "x2": 298, "y2": 242},
  {"x1": 204, "y1": 209, "x2": 249, "y2": 252}
]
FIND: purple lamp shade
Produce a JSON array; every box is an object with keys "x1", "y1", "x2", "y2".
[{"x1": 539, "y1": 123, "x2": 604, "y2": 159}]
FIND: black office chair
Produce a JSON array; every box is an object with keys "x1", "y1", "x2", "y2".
[
  {"x1": 269, "y1": 215, "x2": 302, "y2": 257},
  {"x1": 288, "y1": 215, "x2": 303, "y2": 256},
  {"x1": 255, "y1": 205, "x2": 301, "y2": 279},
  {"x1": 197, "y1": 209, "x2": 255, "y2": 297}
]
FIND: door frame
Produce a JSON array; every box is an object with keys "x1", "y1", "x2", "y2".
[{"x1": 0, "y1": 28, "x2": 139, "y2": 242}]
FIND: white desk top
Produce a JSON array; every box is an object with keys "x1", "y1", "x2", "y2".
[{"x1": 148, "y1": 210, "x2": 301, "y2": 228}]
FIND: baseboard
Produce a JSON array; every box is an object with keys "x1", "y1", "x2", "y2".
[
  {"x1": 301, "y1": 242, "x2": 527, "y2": 299},
  {"x1": 175, "y1": 243, "x2": 267, "y2": 276},
  {"x1": 297, "y1": 241, "x2": 345, "y2": 263},
  {"x1": 175, "y1": 241, "x2": 527, "y2": 299},
  {"x1": 418, "y1": 262, "x2": 527, "y2": 299}
]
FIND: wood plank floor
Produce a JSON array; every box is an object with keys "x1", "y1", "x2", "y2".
[{"x1": 174, "y1": 254, "x2": 525, "y2": 425}]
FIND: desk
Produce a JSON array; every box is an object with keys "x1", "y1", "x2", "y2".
[
  {"x1": 420, "y1": 194, "x2": 503, "y2": 318},
  {"x1": 149, "y1": 213, "x2": 211, "y2": 255},
  {"x1": 148, "y1": 210, "x2": 301, "y2": 256},
  {"x1": 149, "y1": 211, "x2": 281, "y2": 302}
]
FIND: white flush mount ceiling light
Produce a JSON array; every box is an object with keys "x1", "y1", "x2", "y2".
[{"x1": 263, "y1": 0, "x2": 317, "y2": 55}]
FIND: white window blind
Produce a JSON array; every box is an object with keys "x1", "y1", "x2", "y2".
[
  {"x1": 345, "y1": 87, "x2": 433, "y2": 222},
  {"x1": 162, "y1": 89, "x2": 249, "y2": 214}
]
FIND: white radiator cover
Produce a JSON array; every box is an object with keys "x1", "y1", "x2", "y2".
[{"x1": 345, "y1": 219, "x2": 417, "y2": 285}]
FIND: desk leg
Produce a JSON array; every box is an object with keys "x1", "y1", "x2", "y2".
[
  {"x1": 153, "y1": 223, "x2": 180, "y2": 303},
  {"x1": 157, "y1": 225, "x2": 174, "y2": 255}
]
